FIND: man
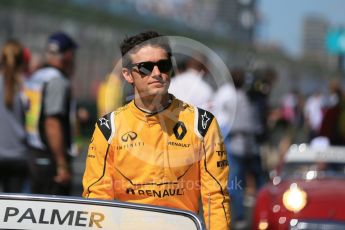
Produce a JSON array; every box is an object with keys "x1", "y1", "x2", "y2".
[
  {"x1": 82, "y1": 31, "x2": 230, "y2": 230},
  {"x1": 25, "y1": 31, "x2": 77, "y2": 195},
  {"x1": 214, "y1": 67, "x2": 264, "y2": 229}
]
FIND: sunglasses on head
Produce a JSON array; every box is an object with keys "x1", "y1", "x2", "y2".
[{"x1": 128, "y1": 59, "x2": 172, "y2": 75}]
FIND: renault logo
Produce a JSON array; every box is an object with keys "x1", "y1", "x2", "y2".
[
  {"x1": 121, "y1": 131, "x2": 137, "y2": 142},
  {"x1": 173, "y1": 121, "x2": 187, "y2": 140}
]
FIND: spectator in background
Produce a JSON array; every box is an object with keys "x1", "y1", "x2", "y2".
[
  {"x1": 0, "y1": 39, "x2": 29, "y2": 192},
  {"x1": 215, "y1": 67, "x2": 265, "y2": 228},
  {"x1": 324, "y1": 79, "x2": 342, "y2": 107},
  {"x1": 281, "y1": 89, "x2": 299, "y2": 125},
  {"x1": 248, "y1": 67, "x2": 277, "y2": 144},
  {"x1": 280, "y1": 89, "x2": 306, "y2": 142},
  {"x1": 26, "y1": 50, "x2": 43, "y2": 77},
  {"x1": 169, "y1": 53, "x2": 213, "y2": 109},
  {"x1": 22, "y1": 47, "x2": 32, "y2": 78},
  {"x1": 24, "y1": 31, "x2": 78, "y2": 195},
  {"x1": 319, "y1": 83, "x2": 345, "y2": 145},
  {"x1": 97, "y1": 72, "x2": 123, "y2": 117},
  {"x1": 212, "y1": 69, "x2": 236, "y2": 139},
  {"x1": 304, "y1": 90, "x2": 324, "y2": 141}
]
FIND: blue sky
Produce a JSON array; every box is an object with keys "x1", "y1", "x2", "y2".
[{"x1": 257, "y1": 0, "x2": 345, "y2": 57}]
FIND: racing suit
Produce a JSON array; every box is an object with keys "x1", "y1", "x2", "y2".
[{"x1": 82, "y1": 96, "x2": 230, "y2": 229}]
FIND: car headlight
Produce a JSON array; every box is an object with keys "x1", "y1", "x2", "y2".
[
  {"x1": 282, "y1": 183, "x2": 307, "y2": 213},
  {"x1": 258, "y1": 220, "x2": 269, "y2": 230}
]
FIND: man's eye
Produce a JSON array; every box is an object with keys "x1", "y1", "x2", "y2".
[{"x1": 139, "y1": 67, "x2": 151, "y2": 75}]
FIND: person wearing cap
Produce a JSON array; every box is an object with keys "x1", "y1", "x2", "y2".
[{"x1": 24, "y1": 31, "x2": 77, "y2": 195}]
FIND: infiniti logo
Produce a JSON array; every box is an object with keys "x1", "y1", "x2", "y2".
[{"x1": 121, "y1": 131, "x2": 138, "y2": 142}]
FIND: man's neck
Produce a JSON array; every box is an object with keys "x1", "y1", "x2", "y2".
[{"x1": 134, "y1": 93, "x2": 171, "y2": 114}]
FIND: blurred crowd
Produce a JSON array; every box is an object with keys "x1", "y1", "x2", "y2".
[{"x1": 1, "y1": 31, "x2": 344, "y2": 229}]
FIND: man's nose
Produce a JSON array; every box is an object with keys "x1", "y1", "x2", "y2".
[{"x1": 151, "y1": 65, "x2": 161, "y2": 76}]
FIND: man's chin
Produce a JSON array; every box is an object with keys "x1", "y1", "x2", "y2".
[{"x1": 148, "y1": 87, "x2": 168, "y2": 96}]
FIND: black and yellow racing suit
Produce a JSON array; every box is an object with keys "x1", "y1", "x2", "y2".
[{"x1": 83, "y1": 96, "x2": 230, "y2": 229}]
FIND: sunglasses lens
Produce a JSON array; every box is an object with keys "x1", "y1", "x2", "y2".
[
  {"x1": 157, "y1": 60, "x2": 172, "y2": 72},
  {"x1": 138, "y1": 62, "x2": 155, "y2": 75},
  {"x1": 134, "y1": 59, "x2": 172, "y2": 75}
]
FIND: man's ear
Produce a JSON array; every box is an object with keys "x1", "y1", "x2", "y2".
[{"x1": 122, "y1": 68, "x2": 134, "y2": 84}]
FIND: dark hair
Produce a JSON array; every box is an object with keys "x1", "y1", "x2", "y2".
[
  {"x1": 120, "y1": 31, "x2": 172, "y2": 67},
  {"x1": 0, "y1": 39, "x2": 24, "y2": 109},
  {"x1": 231, "y1": 67, "x2": 245, "y2": 89}
]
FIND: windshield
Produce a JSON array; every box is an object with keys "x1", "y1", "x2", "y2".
[{"x1": 280, "y1": 162, "x2": 345, "y2": 180}]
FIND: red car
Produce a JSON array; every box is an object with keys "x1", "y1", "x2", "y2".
[{"x1": 253, "y1": 144, "x2": 345, "y2": 230}]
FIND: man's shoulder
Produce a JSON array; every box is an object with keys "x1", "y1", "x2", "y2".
[
  {"x1": 96, "y1": 111, "x2": 116, "y2": 143},
  {"x1": 173, "y1": 97, "x2": 195, "y2": 113},
  {"x1": 173, "y1": 97, "x2": 215, "y2": 138},
  {"x1": 30, "y1": 67, "x2": 66, "y2": 83},
  {"x1": 95, "y1": 102, "x2": 133, "y2": 143},
  {"x1": 33, "y1": 66, "x2": 64, "y2": 78},
  {"x1": 173, "y1": 96, "x2": 214, "y2": 115},
  {"x1": 97, "y1": 103, "x2": 131, "y2": 127}
]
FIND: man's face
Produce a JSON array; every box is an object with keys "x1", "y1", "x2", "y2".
[
  {"x1": 62, "y1": 49, "x2": 76, "y2": 76},
  {"x1": 122, "y1": 45, "x2": 171, "y2": 99}
]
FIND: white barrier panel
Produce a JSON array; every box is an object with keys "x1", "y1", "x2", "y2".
[{"x1": 0, "y1": 194, "x2": 203, "y2": 230}]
